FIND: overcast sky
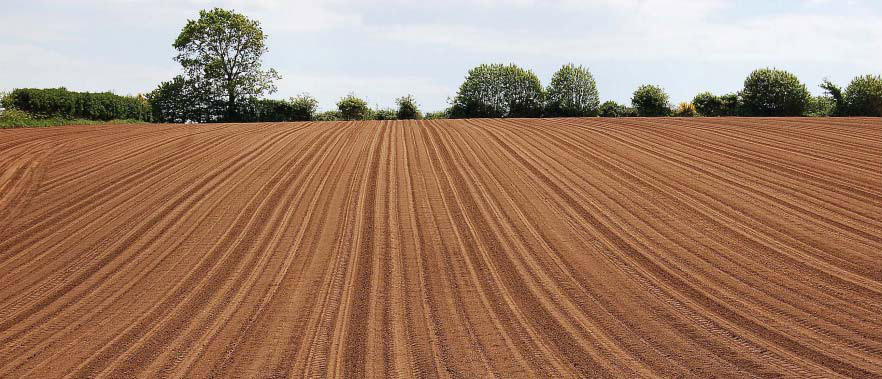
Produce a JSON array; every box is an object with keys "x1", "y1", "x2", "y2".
[{"x1": 2, "y1": 0, "x2": 881, "y2": 111}]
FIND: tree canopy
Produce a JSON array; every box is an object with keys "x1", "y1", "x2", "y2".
[
  {"x1": 740, "y1": 68, "x2": 809, "y2": 116},
  {"x1": 173, "y1": 8, "x2": 280, "y2": 121},
  {"x1": 544, "y1": 64, "x2": 600, "y2": 117},
  {"x1": 450, "y1": 64, "x2": 544, "y2": 118},
  {"x1": 631, "y1": 85, "x2": 671, "y2": 117}
]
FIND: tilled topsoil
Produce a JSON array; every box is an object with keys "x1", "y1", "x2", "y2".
[{"x1": 1, "y1": 117, "x2": 881, "y2": 378}]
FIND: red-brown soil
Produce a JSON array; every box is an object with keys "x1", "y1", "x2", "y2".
[{"x1": 1, "y1": 118, "x2": 881, "y2": 378}]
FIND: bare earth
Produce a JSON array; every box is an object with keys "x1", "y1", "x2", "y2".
[{"x1": 1, "y1": 118, "x2": 881, "y2": 378}]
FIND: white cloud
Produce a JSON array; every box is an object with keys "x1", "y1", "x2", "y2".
[
  {"x1": 0, "y1": 43, "x2": 176, "y2": 95},
  {"x1": 367, "y1": 1, "x2": 882, "y2": 66}
]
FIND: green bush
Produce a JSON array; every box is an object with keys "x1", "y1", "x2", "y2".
[
  {"x1": 147, "y1": 75, "x2": 216, "y2": 123},
  {"x1": 631, "y1": 85, "x2": 670, "y2": 116},
  {"x1": 5, "y1": 87, "x2": 151, "y2": 121},
  {"x1": 0, "y1": 108, "x2": 33, "y2": 125},
  {"x1": 804, "y1": 95, "x2": 836, "y2": 117},
  {"x1": 545, "y1": 63, "x2": 600, "y2": 117},
  {"x1": 719, "y1": 93, "x2": 742, "y2": 116},
  {"x1": 424, "y1": 109, "x2": 450, "y2": 120},
  {"x1": 288, "y1": 94, "x2": 319, "y2": 121},
  {"x1": 740, "y1": 68, "x2": 810, "y2": 116},
  {"x1": 396, "y1": 95, "x2": 422, "y2": 120},
  {"x1": 842, "y1": 74, "x2": 882, "y2": 116},
  {"x1": 0, "y1": 91, "x2": 10, "y2": 110},
  {"x1": 598, "y1": 101, "x2": 636, "y2": 117},
  {"x1": 314, "y1": 110, "x2": 341, "y2": 121},
  {"x1": 692, "y1": 92, "x2": 723, "y2": 117},
  {"x1": 337, "y1": 94, "x2": 370, "y2": 121},
  {"x1": 373, "y1": 108, "x2": 397, "y2": 120},
  {"x1": 450, "y1": 63, "x2": 544, "y2": 118},
  {"x1": 820, "y1": 79, "x2": 844, "y2": 116},
  {"x1": 246, "y1": 94, "x2": 318, "y2": 122}
]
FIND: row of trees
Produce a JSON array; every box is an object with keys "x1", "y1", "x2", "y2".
[
  {"x1": 146, "y1": 8, "x2": 425, "y2": 123},
  {"x1": 448, "y1": 63, "x2": 600, "y2": 118},
  {"x1": 447, "y1": 65, "x2": 882, "y2": 119},
  {"x1": 6, "y1": 8, "x2": 879, "y2": 124}
]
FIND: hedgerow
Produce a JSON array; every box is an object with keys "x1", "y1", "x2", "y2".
[{"x1": 5, "y1": 88, "x2": 151, "y2": 121}]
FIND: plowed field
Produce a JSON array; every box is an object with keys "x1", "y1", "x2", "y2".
[{"x1": 1, "y1": 118, "x2": 881, "y2": 378}]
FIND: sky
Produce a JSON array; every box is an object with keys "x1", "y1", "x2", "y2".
[{"x1": 2, "y1": 0, "x2": 881, "y2": 112}]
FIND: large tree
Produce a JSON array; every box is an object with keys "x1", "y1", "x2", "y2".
[
  {"x1": 450, "y1": 64, "x2": 544, "y2": 118},
  {"x1": 173, "y1": 8, "x2": 280, "y2": 121},
  {"x1": 843, "y1": 74, "x2": 882, "y2": 117},
  {"x1": 740, "y1": 68, "x2": 809, "y2": 116},
  {"x1": 545, "y1": 64, "x2": 600, "y2": 117}
]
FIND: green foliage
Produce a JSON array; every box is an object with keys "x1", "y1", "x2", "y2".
[
  {"x1": 313, "y1": 110, "x2": 341, "y2": 121},
  {"x1": 673, "y1": 102, "x2": 697, "y2": 117},
  {"x1": 544, "y1": 63, "x2": 600, "y2": 117},
  {"x1": 373, "y1": 108, "x2": 398, "y2": 120},
  {"x1": 0, "y1": 108, "x2": 33, "y2": 127},
  {"x1": 719, "y1": 93, "x2": 742, "y2": 116},
  {"x1": 692, "y1": 92, "x2": 723, "y2": 117},
  {"x1": 0, "y1": 91, "x2": 10, "y2": 110},
  {"x1": 173, "y1": 8, "x2": 280, "y2": 121},
  {"x1": 0, "y1": 116, "x2": 147, "y2": 129},
  {"x1": 396, "y1": 95, "x2": 422, "y2": 120},
  {"x1": 147, "y1": 76, "x2": 215, "y2": 123},
  {"x1": 424, "y1": 109, "x2": 451, "y2": 120},
  {"x1": 4, "y1": 88, "x2": 151, "y2": 121},
  {"x1": 450, "y1": 63, "x2": 544, "y2": 118},
  {"x1": 598, "y1": 101, "x2": 636, "y2": 117},
  {"x1": 288, "y1": 93, "x2": 320, "y2": 121},
  {"x1": 820, "y1": 79, "x2": 844, "y2": 116},
  {"x1": 842, "y1": 74, "x2": 882, "y2": 117},
  {"x1": 337, "y1": 94, "x2": 370, "y2": 120},
  {"x1": 804, "y1": 95, "x2": 836, "y2": 117},
  {"x1": 244, "y1": 93, "x2": 318, "y2": 122},
  {"x1": 740, "y1": 68, "x2": 810, "y2": 116},
  {"x1": 631, "y1": 85, "x2": 671, "y2": 116}
]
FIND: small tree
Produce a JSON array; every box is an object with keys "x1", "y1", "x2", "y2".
[
  {"x1": 450, "y1": 63, "x2": 544, "y2": 118},
  {"x1": 692, "y1": 92, "x2": 723, "y2": 117},
  {"x1": 396, "y1": 95, "x2": 422, "y2": 119},
  {"x1": 631, "y1": 85, "x2": 670, "y2": 116},
  {"x1": 314, "y1": 110, "x2": 341, "y2": 121},
  {"x1": 289, "y1": 93, "x2": 319, "y2": 121},
  {"x1": 740, "y1": 68, "x2": 810, "y2": 116},
  {"x1": 720, "y1": 93, "x2": 741, "y2": 116},
  {"x1": 820, "y1": 79, "x2": 844, "y2": 116},
  {"x1": 673, "y1": 102, "x2": 697, "y2": 117},
  {"x1": 842, "y1": 74, "x2": 882, "y2": 117},
  {"x1": 545, "y1": 63, "x2": 600, "y2": 117},
  {"x1": 337, "y1": 94, "x2": 370, "y2": 120},
  {"x1": 599, "y1": 101, "x2": 636, "y2": 117},
  {"x1": 373, "y1": 108, "x2": 397, "y2": 120}
]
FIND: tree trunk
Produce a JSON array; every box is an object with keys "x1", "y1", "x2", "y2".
[{"x1": 227, "y1": 91, "x2": 237, "y2": 122}]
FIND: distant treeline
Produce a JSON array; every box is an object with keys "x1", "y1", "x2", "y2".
[
  {"x1": 3, "y1": 66, "x2": 880, "y2": 125},
  {"x1": 2, "y1": 88, "x2": 151, "y2": 122},
  {"x1": 2, "y1": 7, "x2": 880, "y2": 125}
]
